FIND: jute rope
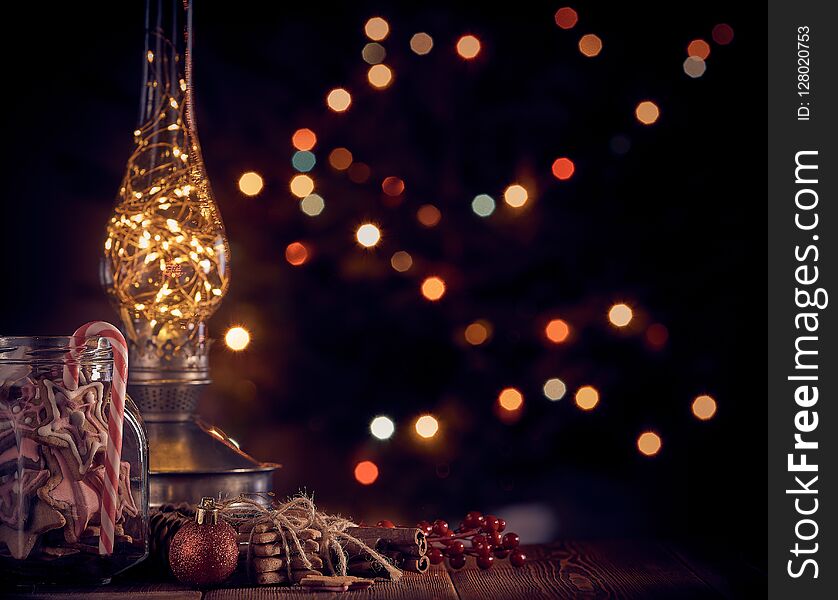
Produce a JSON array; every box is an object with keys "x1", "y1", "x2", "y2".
[{"x1": 218, "y1": 494, "x2": 402, "y2": 582}]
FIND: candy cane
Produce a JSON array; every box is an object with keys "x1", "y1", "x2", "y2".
[{"x1": 64, "y1": 321, "x2": 128, "y2": 556}]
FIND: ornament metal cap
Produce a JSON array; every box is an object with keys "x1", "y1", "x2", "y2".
[{"x1": 195, "y1": 497, "x2": 220, "y2": 525}]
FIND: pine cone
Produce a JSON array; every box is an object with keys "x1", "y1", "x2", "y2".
[{"x1": 149, "y1": 503, "x2": 194, "y2": 570}]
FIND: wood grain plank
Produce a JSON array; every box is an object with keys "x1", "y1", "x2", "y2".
[
  {"x1": 1, "y1": 582, "x2": 200, "y2": 600},
  {"x1": 447, "y1": 541, "x2": 720, "y2": 600},
  {"x1": 204, "y1": 566, "x2": 459, "y2": 600},
  {"x1": 664, "y1": 542, "x2": 765, "y2": 599}
]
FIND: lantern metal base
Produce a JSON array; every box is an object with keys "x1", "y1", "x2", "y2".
[{"x1": 144, "y1": 418, "x2": 280, "y2": 507}]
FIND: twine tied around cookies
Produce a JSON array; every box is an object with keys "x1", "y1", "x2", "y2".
[{"x1": 218, "y1": 494, "x2": 403, "y2": 582}]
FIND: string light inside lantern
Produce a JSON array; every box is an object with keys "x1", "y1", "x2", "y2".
[{"x1": 224, "y1": 326, "x2": 251, "y2": 351}]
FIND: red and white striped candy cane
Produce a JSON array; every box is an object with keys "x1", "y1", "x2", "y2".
[{"x1": 64, "y1": 321, "x2": 129, "y2": 556}]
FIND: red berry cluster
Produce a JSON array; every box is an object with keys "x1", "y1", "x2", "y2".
[{"x1": 383, "y1": 511, "x2": 525, "y2": 570}]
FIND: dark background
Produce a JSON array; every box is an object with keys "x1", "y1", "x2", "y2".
[{"x1": 0, "y1": 0, "x2": 765, "y2": 567}]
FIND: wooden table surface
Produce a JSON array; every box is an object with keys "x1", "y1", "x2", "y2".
[{"x1": 4, "y1": 541, "x2": 764, "y2": 599}]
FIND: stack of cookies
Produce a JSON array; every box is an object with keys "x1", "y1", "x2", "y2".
[{"x1": 240, "y1": 523, "x2": 325, "y2": 585}]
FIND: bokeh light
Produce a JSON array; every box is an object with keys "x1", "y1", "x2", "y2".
[
  {"x1": 646, "y1": 323, "x2": 669, "y2": 349},
  {"x1": 238, "y1": 171, "x2": 263, "y2": 196},
  {"x1": 410, "y1": 32, "x2": 433, "y2": 55},
  {"x1": 368, "y1": 64, "x2": 393, "y2": 89},
  {"x1": 635, "y1": 100, "x2": 660, "y2": 125},
  {"x1": 421, "y1": 276, "x2": 446, "y2": 301},
  {"x1": 354, "y1": 460, "x2": 379, "y2": 485},
  {"x1": 554, "y1": 7, "x2": 578, "y2": 30},
  {"x1": 364, "y1": 17, "x2": 389, "y2": 41},
  {"x1": 292, "y1": 128, "x2": 317, "y2": 151},
  {"x1": 356, "y1": 223, "x2": 381, "y2": 248},
  {"x1": 456, "y1": 35, "x2": 481, "y2": 59},
  {"x1": 472, "y1": 194, "x2": 496, "y2": 217},
  {"x1": 712, "y1": 23, "x2": 734, "y2": 45},
  {"x1": 575, "y1": 386, "x2": 599, "y2": 410},
  {"x1": 224, "y1": 326, "x2": 250, "y2": 351},
  {"x1": 370, "y1": 416, "x2": 395, "y2": 440},
  {"x1": 464, "y1": 320, "x2": 491, "y2": 345},
  {"x1": 503, "y1": 184, "x2": 529, "y2": 208},
  {"x1": 348, "y1": 162, "x2": 371, "y2": 183},
  {"x1": 545, "y1": 318, "x2": 570, "y2": 343},
  {"x1": 683, "y1": 57, "x2": 707, "y2": 78},
  {"x1": 543, "y1": 378, "x2": 567, "y2": 401},
  {"x1": 362, "y1": 42, "x2": 386, "y2": 65},
  {"x1": 300, "y1": 193, "x2": 325, "y2": 217},
  {"x1": 578, "y1": 34, "x2": 602, "y2": 57},
  {"x1": 292, "y1": 150, "x2": 316, "y2": 172},
  {"x1": 608, "y1": 303, "x2": 633, "y2": 327},
  {"x1": 390, "y1": 250, "x2": 413, "y2": 272},
  {"x1": 637, "y1": 432, "x2": 662, "y2": 456},
  {"x1": 692, "y1": 395, "x2": 717, "y2": 420},
  {"x1": 687, "y1": 39, "x2": 711, "y2": 59},
  {"x1": 498, "y1": 388, "x2": 524, "y2": 411},
  {"x1": 329, "y1": 147, "x2": 353, "y2": 170},
  {"x1": 415, "y1": 415, "x2": 439, "y2": 438},
  {"x1": 327, "y1": 88, "x2": 352, "y2": 112},
  {"x1": 290, "y1": 174, "x2": 315, "y2": 198},
  {"x1": 417, "y1": 204, "x2": 442, "y2": 227},
  {"x1": 551, "y1": 157, "x2": 575, "y2": 180},
  {"x1": 382, "y1": 176, "x2": 405, "y2": 196},
  {"x1": 285, "y1": 242, "x2": 309, "y2": 266}
]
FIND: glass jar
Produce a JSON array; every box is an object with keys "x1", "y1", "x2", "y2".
[{"x1": 0, "y1": 336, "x2": 148, "y2": 585}]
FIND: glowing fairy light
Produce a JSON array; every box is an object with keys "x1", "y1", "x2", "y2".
[
  {"x1": 368, "y1": 64, "x2": 393, "y2": 89},
  {"x1": 545, "y1": 319, "x2": 570, "y2": 343},
  {"x1": 464, "y1": 320, "x2": 491, "y2": 345},
  {"x1": 300, "y1": 194, "x2": 325, "y2": 216},
  {"x1": 498, "y1": 388, "x2": 524, "y2": 411},
  {"x1": 503, "y1": 184, "x2": 529, "y2": 208},
  {"x1": 329, "y1": 148, "x2": 353, "y2": 170},
  {"x1": 472, "y1": 194, "x2": 496, "y2": 217},
  {"x1": 608, "y1": 303, "x2": 633, "y2": 327},
  {"x1": 238, "y1": 171, "x2": 264, "y2": 196},
  {"x1": 417, "y1": 204, "x2": 442, "y2": 227},
  {"x1": 390, "y1": 250, "x2": 413, "y2": 272},
  {"x1": 551, "y1": 157, "x2": 575, "y2": 180},
  {"x1": 285, "y1": 242, "x2": 309, "y2": 266},
  {"x1": 543, "y1": 378, "x2": 567, "y2": 401},
  {"x1": 225, "y1": 326, "x2": 251, "y2": 351},
  {"x1": 290, "y1": 174, "x2": 315, "y2": 198},
  {"x1": 364, "y1": 17, "x2": 390, "y2": 41},
  {"x1": 637, "y1": 432, "x2": 662, "y2": 456},
  {"x1": 578, "y1": 34, "x2": 603, "y2": 57},
  {"x1": 327, "y1": 88, "x2": 352, "y2": 112},
  {"x1": 687, "y1": 39, "x2": 711, "y2": 59},
  {"x1": 415, "y1": 415, "x2": 439, "y2": 439},
  {"x1": 456, "y1": 35, "x2": 481, "y2": 59},
  {"x1": 356, "y1": 223, "x2": 381, "y2": 248},
  {"x1": 410, "y1": 32, "x2": 434, "y2": 55},
  {"x1": 362, "y1": 42, "x2": 387, "y2": 65},
  {"x1": 554, "y1": 7, "x2": 578, "y2": 29},
  {"x1": 421, "y1": 277, "x2": 446, "y2": 301},
  {"x1": 575, "y1": 386, "x2": 599, "y2": 410},
  {"x1": 354, "y1": 460, "x2": 379, "y2": 485},
  {"x1": 635, "y1": 101, "x2": 660, "y2": 125},
  {"x1": 692, "y1": 395, "x2": 717, "y2": 420},
  {"x1": 292, "y1": 151, "x2": 317, "y2": 172},
  {"x1": 683, "y1": 57, "x2": 707, "y2": 78},
  {"x1": 292, "y1": 128, "x2": 317, "y2": 151},
  {"x1": 370, "y1": 416, "x2": 395, "y2": 440},
  {"x1": 382, "y1": 176, "x2": 405, "y2": 196}
]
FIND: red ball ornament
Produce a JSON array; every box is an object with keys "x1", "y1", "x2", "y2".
[{"x1": 169, "y1": 498, "x2": 238, "y2": 587}]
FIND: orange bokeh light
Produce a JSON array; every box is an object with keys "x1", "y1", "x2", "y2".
[
  {"x1": 285, "y1": 242, "x2": 309, "y2": 266},
  {"x1": 327, "y1": 88, "x2": 352, "y2": 112},
  {"x1": 417, "y1": 204, "x2": 442, "y2": 227},
  {"x1": 545, "y1": 319, "x2": 570, "y2": 343},
  {"x1": 637, "y1": 432, "x2": 662, "y2": 456},
  {"x1": 575, "y1": 386, "x2": 599, "y2": 410},
  {"x1": 578, "y1": 34, "x2": 602, "y2": 57},
  {"x1": 354, "y1": 460, "x2": 379, "y2": 485},
  {"x1": 554, "y1": 7, "x2": 578, "y2": 30},
  {"x1": 692, "y1": 395, "x2": 717, "y2": 420},
  {"x1": 687, "y1": 39, "x2": 711, "y2": 60},
  {"x1": 635, "y1": 100, "x2": 660, "y2": 125},
  {"x1": 456, "y1": 35, "x2": 481, "y2": 59},
  {"x1": 329, "y1": 147, "x2": 353, "y2": 170},
  {"x1": 464, "y1": 320, "x2": 491, "y2": 345},
  {"x1": 421, "y1": 277, "x2": 446, "y2": 301},
  {"x1": 292, "y1": 128, "x2": 317, "y2": 151},
  {"x1": 382, "y1": 176, "x2": 405, "y2": 196},
  {"x1": 498, "y1": 388, "x2": 524, "y2": 412},
  {"x1": 551, "y1": 157, "x2": 575, "y2": 180}
]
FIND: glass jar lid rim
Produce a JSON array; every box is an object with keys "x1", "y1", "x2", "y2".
[{"x1": 0, "y1": 335, "x2": 114, "y2": 365}]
